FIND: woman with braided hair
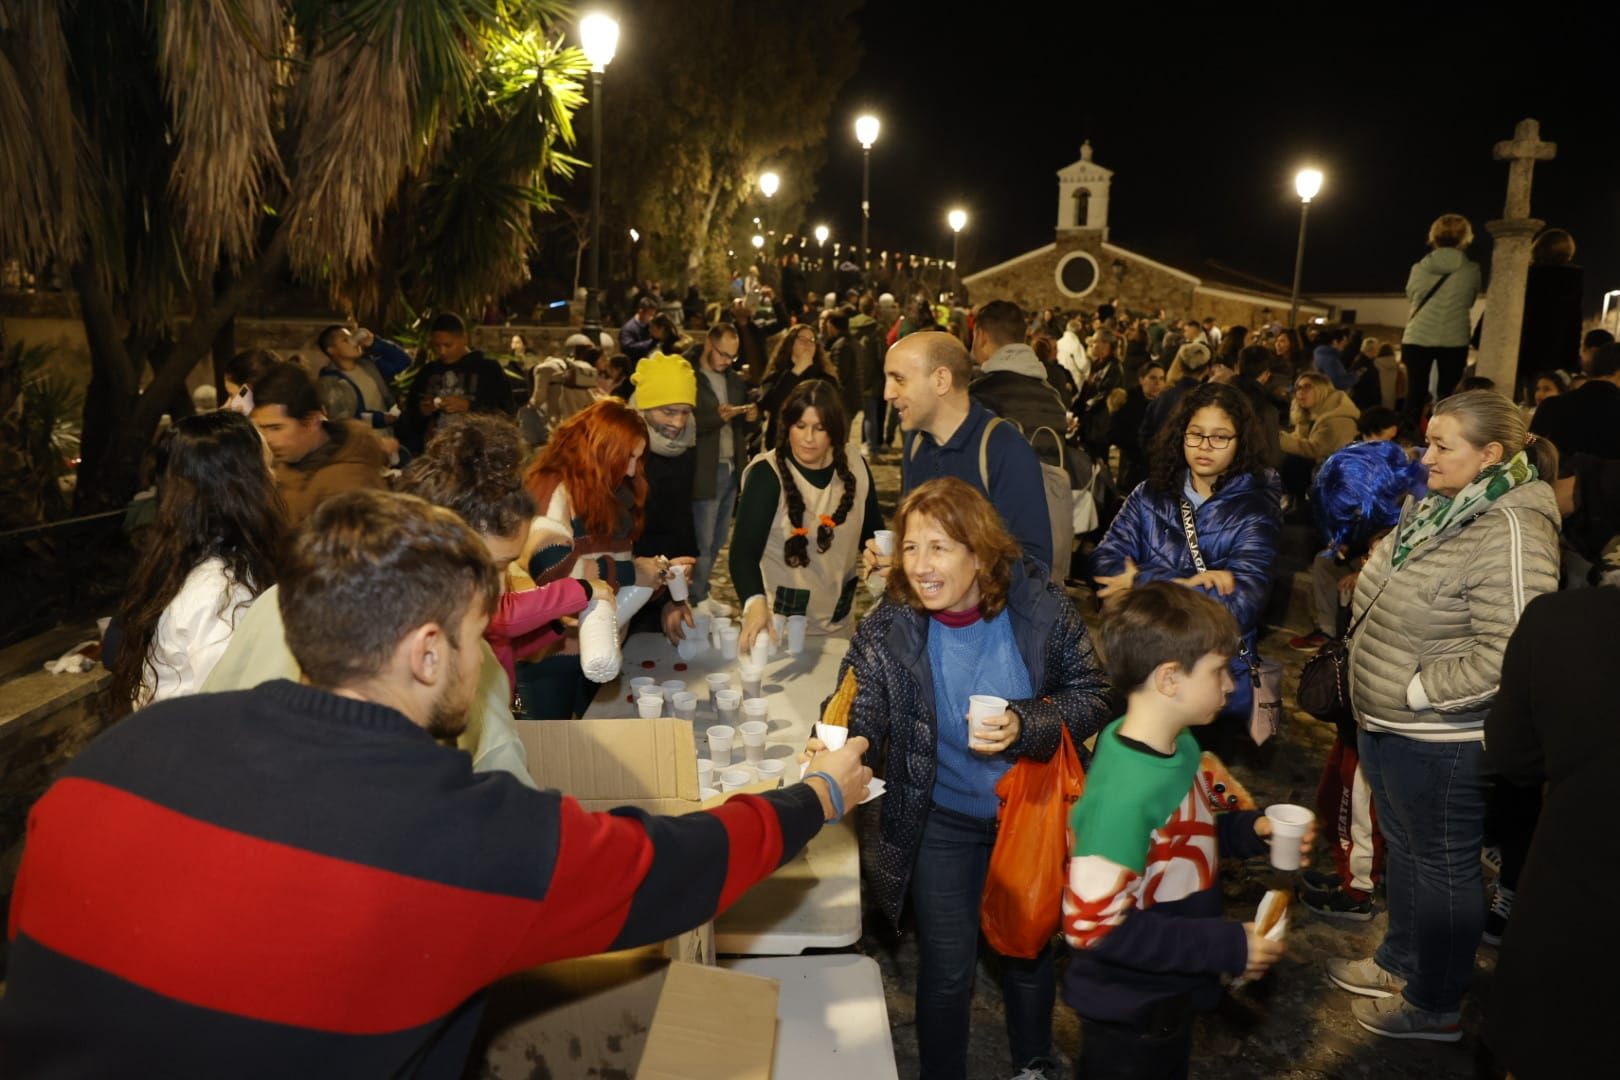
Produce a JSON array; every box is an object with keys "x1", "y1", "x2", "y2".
[{"x1": 730, "y1": 380, "x2": 884, "y2": 653}]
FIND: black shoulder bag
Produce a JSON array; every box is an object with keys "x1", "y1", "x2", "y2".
[{"x1": 1296, "y1": 576, "x2": 1390, "y2": 725}]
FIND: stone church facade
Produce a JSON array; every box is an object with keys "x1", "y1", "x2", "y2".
[{"x1": 962, "y1": 142, "x2": 1328, "y2": 326}]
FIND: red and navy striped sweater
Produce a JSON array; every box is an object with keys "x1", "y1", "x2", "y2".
[{"x1": 0, "y1": 680, "x2": 824, "y2": 1078}]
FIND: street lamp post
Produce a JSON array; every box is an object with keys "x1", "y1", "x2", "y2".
[
  {"x1": 855, "y1": 114, "x2": 880, "y2": 279},
  {"x1": 947, "y1": 208, "x2": 967, "y2": 290},
  {"x1": 1288, "y1": 167, "x2": 1323, "y2": 330},
  {"x1": 814, "y1": 224, "x2": 829, "y2": 271},
  {"x1": 758, "y1": 171, "x2": 779, "y2": 257},
  {"x1": 579, "y1": 12, "x2": 619, "y2": 336}
]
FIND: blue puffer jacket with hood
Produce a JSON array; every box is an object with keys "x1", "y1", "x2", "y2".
[{"x1": 1090, "y1": 470, "x2": 1282, "y2": 715}]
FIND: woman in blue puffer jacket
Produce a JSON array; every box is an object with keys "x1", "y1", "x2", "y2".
[{"x1": 1091, "y1": 381, "x2": 1282, "y2": 720}]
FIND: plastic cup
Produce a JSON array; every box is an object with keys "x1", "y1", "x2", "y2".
[
  {"x1": 739, "y1": 719, "x2": 769, "y2": 763},
  {"x1": 716, "y1": 689, "x2": 742, "y2": 725},
  {"x1": 636, "y1": 686, "x2": 664, "y2": 705},
  {"x1": 749, "y1": 632, "x2": 770, "y2": 671},
  {"x1": 629, "y1": 677, "x2": 656, "y2": 696},
  {"x1": 742, "y1": 697, "x2": 769, "y2": 723},
  {"x1": 770, "y1": 613, "x2": 786, "y2": 656},
  {"x1": 711, "y1": 616, "x2": 732, "y2": 651},
  {"x1": 705, "y1": 672, "x2": 731, "y2": 704},
  {"x1": 677, "y1": 637, "x2": 700, "y2": 661},
  {"x1": 813, "y1": 721, "x2": 849, "y2": 751},
  {"x1": 672, "y1": 690, "x2": 698, "y2": 724},
  {"x1": 696, "y1": 758, "x2": 715, "y2": 788},
  {"x1": 786, "y1": 615, "x2": 807, "y2": 654},
  {"x1": 755, "y1": 759, "x2": 785, "y2": 786},
  {"x1": 739, "y1": 663, "x2": 763, "y2": 700},
  {"x1": 699, "y1": 785, "x2": 720, "y2": 801},
  {"x1": 873, "y1": 530, "x2": 896, "y2": 556},
  {"x1": 667, "y1": 563, "x2": 689, "y2": 602},
  {"x1": 967, "y1": 694, "x2": 1008, "y2": 744},
  {"x1": 661, "y1": 679, "x2": 686, "y2": 698},
  {"x1": 720, "y1": 627, "x2": 740, "y2": 660},
  {"x1": 706, "y1": 725, "x2": 735, "y2": 767},
  {"x1": 719, "y1": 767, "x2": 754, "y2": 793},
  {"x1": 1265, "y1": 804, "x2": 1315, "y2": 871},
  {"x1": 636, "y1": 695, "x2": 664, "y2": 719}
]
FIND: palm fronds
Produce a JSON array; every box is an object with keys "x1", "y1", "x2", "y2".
[{"x1": 0, "y1": 0, "x2": 86, "y2": 270}]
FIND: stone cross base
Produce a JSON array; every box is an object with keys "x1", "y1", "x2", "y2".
[{"x1": 1476, "y1": 217, "x2": 1545, "y2": 390}]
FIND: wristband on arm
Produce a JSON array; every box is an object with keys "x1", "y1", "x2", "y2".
[{"x1": 803, "y1": 770, "x2": 845, "y2": 824}]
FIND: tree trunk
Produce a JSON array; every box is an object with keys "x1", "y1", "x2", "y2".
[{"x1": 682, "y1": 181, "x2": 724, "y2": 293}]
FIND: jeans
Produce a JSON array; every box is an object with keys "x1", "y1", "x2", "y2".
[
  {"x1": 690, "y1": 460, "x2": 738, "y2": 603},
  {"x1": 912, "y1": 804, "x2": 1055, "y2": 1078},
  {"x1": 863, "y1": 395, "x2": 887, "y2": 448},
  {"x1": 1401, "y1": 344, "x2": 1469, "y2": 432},
  {"x1": 1357, "y1": 729, "x2": 1487, "y2": 1014},
  {"x1": 1075, "y1": 1007, "x2": 1192, "y2": 1080}
]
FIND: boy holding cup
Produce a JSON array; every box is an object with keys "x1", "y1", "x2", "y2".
[{"x1": 1064, "y1": 583, "x2": 1313, "y2": 1077}]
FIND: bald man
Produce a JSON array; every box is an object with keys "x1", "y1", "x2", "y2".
[{"x1": 879, "y1": 331, "x2": 1053, "y2": 569}]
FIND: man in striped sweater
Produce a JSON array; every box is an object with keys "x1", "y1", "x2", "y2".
[{"x1": 1, "y1": 490, "x2": 870, "y2": 1078}]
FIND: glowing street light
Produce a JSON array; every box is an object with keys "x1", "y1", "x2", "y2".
[
  {"x1": 1288, "y1": 167, "x2": 1325, "y2": 327},
  {"x1": 946, "y1": 208, "x2": 968, "y2": 284},
  {"x1": 854, "y1": 114, "x2": 881, "y2": 273},
  {"x1": 759, "y1": 171, "x2": 780, "y2": 199},
  {"x1": 814, "y1": 224, "x2": 829, "y2": 247},
  {"x1": 577, "y1": 11, "x2": 620, "y2": 336},
  {"x1": 751, "y1": 234, "x2": 765, "y2": 251}
]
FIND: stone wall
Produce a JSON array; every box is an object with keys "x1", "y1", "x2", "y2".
[{"x1": 963, "y1": 233, "x2": 1202, "y2": 318}]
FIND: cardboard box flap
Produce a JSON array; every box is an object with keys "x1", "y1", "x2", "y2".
[
  {"x1": 523, "y1": 717, "x2": 699, "y2": 802},
  {"x1": 638, "y1": 961, "x2": 780, "y2": 1080}
]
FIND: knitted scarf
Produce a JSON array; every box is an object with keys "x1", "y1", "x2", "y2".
[{"x1": 1392, "y1": 450, "x2": 1536, "y2": 568}]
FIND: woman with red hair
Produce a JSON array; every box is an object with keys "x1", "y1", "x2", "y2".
[{"x1": 516, "y1": 398, "x2": 661, "y2": 718}]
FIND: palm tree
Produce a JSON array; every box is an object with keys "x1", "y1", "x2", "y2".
[{"x1": 0, "y1": 0, "x2": 586, "y2": 510}]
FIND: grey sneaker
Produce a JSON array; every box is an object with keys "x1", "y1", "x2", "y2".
[
  {"x1": 1326, "y1": 956, "x2": 1406, "y2": 998},
  {"x1": 1351, "y1": 995, "x2": 1462, "y2": 1042}
]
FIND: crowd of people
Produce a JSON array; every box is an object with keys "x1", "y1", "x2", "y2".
[{"x1": 2, "y1": 211, "x2": 1613, "y2": 1080}]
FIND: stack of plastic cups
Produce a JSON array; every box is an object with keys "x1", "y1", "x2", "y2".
[
  {"x1": 706, "y1": 725, "x2": 735, "y2": 767},
  {"x1": 710, "y1": 616, "x2": 732, "y2": 652},
  {"x1": 672, "y1": 690, "x2": 697, "y2": 724},
  {"x1": 705, "y1": 673, "x2": 730, "y2": 714},
  {"x1": 738, "y1": 717, "x2": 768, "y2": 763},
  {"x1": 785, "y1": 615, "x2": 808, "y2": 655},
  {"x1": 716, "y1": 689, "x2": 742, "y2": 726},
  {"x1": 636, "y1": 691, "x2": 664, "y2": 719},
  {"x1": 719, "y1": 627, "x2": 740, "y2": 660},
  {"x1": 739, "y1": 662, "x2": 763, "y2": 700},
  {"x1": 770, "y1": 614, "x2": 787, "y2": 656}
]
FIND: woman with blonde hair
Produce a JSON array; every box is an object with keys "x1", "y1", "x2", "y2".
[
  {"x1": 1400, "y1": 214, "x2": 1482, "y2": 431},
  {"x1": 1328, "y1": 390, "x2": 1559, "y2": 1041}
]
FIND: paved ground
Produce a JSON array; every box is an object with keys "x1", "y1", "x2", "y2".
[{"x1": 708, "y1": 444, "x2": 1490, "y2": 1080}]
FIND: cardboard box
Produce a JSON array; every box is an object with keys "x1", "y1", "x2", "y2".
[
  {"x1": 475, "y1": 718, "x2": 781, "y2": 1077},
  {"x1": 473, "y1": 954, "x2": 779, "y2": 1079}
]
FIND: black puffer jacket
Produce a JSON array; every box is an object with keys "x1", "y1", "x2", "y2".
[{"x1": 824, "y1": 558, "x2": 1115, "y2": 926}]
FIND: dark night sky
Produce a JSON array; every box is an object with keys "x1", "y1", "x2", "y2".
[{"x1": 800, "y1": 1, "x2": 1615, "y2": 314}]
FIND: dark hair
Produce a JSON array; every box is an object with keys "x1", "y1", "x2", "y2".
[
  {"x1": 887, "y1": 478, "x2": 1021, "y2": 619},
  {"x1": 224, "y1": 348, "x2": 278, "y2": 389},
  {"x1": 1583, "y1": 328, "x2": 1614, "y2": 351},
  {"x1": 1458, "y1": 375, "x2": 1496, "y2": 392},
  {"x1": 1097, "y1": 581, "x2": 1238, "y2": 693},
  {"x1": 973, "y1": 299, "x2": 1026, "y2": 346},
  {"x1": 637, "y1": 295, "x2": 659, "y2": 311},
  {"x1": 1590, "y1": 343, "x2": 1620, "y2": 379},
  {"x1": 765, "y1": 324, "x2": 832, "y2": 382},
  {"x1": 397, "y1": 415, "x2": 535, "y2": 537},
  {"x1": 1219, "y1": 326, "x2": 1249, "y2": 358},
  {"x1": 775, "y1": 380, "x2": 855, "y2": 568},
  {"x1": 707, "y1": 323, "x2": 739, "y2": 344},
  {"x1": 1146, "y1": 382, "x2": 1269, "y2": 494},
  {"x1": 1356, "y1": 406, "x2": 1401, "y2": 437},
  {"x1": 280, "y1": 490, "x2": 500, "y2": 688},
  {"x1": 250, "y1": 361, "x2": 322, "y2": 420},
  {"x1": 825, "y1": 309, "x2": 851, "y2": 336},
  {"x1": 317, "y1": 325, "x2": 349, "y2": 354},
  {"x1": 109, "y1": 412, "x2": 285, "y2": 714},
  {"x1": 429, "y1": 313, "x2": 467, "y2": 336},
  {"x1": 649, "y1": 313, "x2": 679, "y2": 350},
  {"x1": 1237, "y1": 344, "x2": 1272, "y2": 379}
]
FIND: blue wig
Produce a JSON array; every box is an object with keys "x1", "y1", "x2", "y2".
[{"x1": 1311, "y1": 440, "x2": 1428, "y2": 555}]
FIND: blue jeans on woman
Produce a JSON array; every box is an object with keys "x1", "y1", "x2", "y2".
[
  {"x1": 1356, "y1": 729, "x2": 1487, "y2": 1014},
  {"x1": 690, "y1": 460, "x2": 737, "y2": 604},
  {"x1": 912, "y1": 804, "x2": 1056, "y2": 1079}
]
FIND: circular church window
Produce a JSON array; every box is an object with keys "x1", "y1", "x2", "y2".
[{"x1": 1055, "y1": 251, "x2": 1100, "y2": 298}]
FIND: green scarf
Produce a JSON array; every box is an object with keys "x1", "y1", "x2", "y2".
[{"x1": 1392, "y1": 450, "x2": 1536, "y2": 568}]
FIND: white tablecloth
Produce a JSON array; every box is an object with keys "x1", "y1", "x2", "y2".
[
  {"x1": 720, "y1": 955, "x2": 898, "y2": 1079},
  {"x1": 585, "y1": 632, "x2": 861, "y2": 954}
]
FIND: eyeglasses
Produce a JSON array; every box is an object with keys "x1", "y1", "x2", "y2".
[
  {"x1": 711, "y1": 348, "x2": 738, "y2": 361},
  {"x1": 1184, "y1": 432, "x2": 1235, "y2": 449}
]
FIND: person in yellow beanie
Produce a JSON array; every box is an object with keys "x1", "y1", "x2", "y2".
[{"x1": 630, "y1": 353, "x2": 702, "y2": 642}]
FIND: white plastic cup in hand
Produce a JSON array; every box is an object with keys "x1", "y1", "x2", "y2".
[
  {"x1": 716, "y1": 689, "x2": 742, "y2": 724},
  {"x1": 706, "y1": 725, "x2": 735, "y2": 767},
  {"x1": 873, "y1": 530, "x2": 896, "y2": 556},
  {"x1": 756, "y1": 759, "x2": 785, "y2": 787},
  {"x1": 692, "y1": 612, "x2": 712, "y2": 640},
  {"x1": 739, "y1": 719, "x2": 768, "y2": 763},
  {"x1": 813, "y1": 722, "x2": 849, "y2": 751},
  {"x1": 696, "y1": 758, "x2": 715, "y2": 788},
  {"x1": 711, "y1": 616, "x2": 732, "y2": 651},
  {"x1": 739, "y1": 663, "x2": 763, "y2": 700},
  {"x1": 749, "y1": 632, "x2": 770, "y2": 671},
  {"x1": 719, "y1": 767, "x2": 754, "y2": 793},
  {"x1": 1265, "y1": 804, "x2": 1314, "y2": 870},
  {"x1": 666, "y1": 563, "x2": 689, "y2": 602},
  {"x1": 786, "y1": 614, "x2": 808, "y2": 654},
  {"x1": 720, "y1": 627, "x2": 740, "y2": 660},
  {"x1": 636, "y1": 695, "x2": 664, "y2": 719},
  {"x1": 672, "y1": 690, "x2": 697, "y2": 723},
  {"x1": 677, "y1": 638, "x2": 700, "y2": 661},
  {"x1": 967, "y1": 695, "x2": 1008, "y2": 745}
]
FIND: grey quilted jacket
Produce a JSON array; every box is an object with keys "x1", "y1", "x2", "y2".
[{"x1": 1348, "y1": 481, "x2": 1560, "y2": 742}]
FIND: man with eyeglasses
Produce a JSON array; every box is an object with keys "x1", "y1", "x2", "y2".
[{"x1": 687, "y1": 323, "x2": 758, "y2": 604}]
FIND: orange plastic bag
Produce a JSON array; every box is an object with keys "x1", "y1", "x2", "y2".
[{"x1": 980, "y1": 723, "x2": 1086, "y2": 959}]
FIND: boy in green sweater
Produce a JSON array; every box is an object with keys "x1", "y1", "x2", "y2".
[{"x1": 1063, "y1": 583, "x2": 1313, "y2": 1077}]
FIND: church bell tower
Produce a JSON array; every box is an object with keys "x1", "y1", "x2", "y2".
[{"x1": 1056, "y1": 140, "x2": 1112, "y2": 240}]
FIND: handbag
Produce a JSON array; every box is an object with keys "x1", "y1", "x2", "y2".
[
  {"x1": 980, "y1": 723, "x2": 1085, "y2": 960},
  {"x1": 1297, "y1": 577, "x2": 1390, "y2": 725},
  {"x1": 1177, "y1": 498, "x2": 1283, "y2": 745}
]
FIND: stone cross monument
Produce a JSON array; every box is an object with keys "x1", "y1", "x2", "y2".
[{"x1": 1476, "y1": 118, "x2": 1556, "y2": 389}]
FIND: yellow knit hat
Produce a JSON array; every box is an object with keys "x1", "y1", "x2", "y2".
[{"x1": 631, "y1": 353, "x2": 698, "y2": 410}]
